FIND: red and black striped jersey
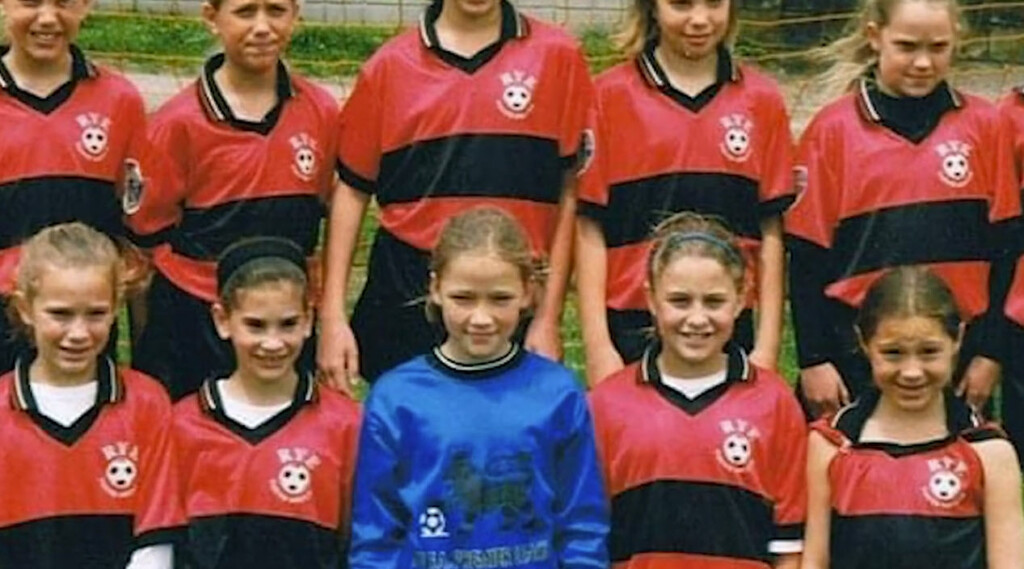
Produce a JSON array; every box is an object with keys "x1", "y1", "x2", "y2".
[
  {"x1": 173, "y1": 374, "x2": 361, "y2": 569},
  {"x1": 0, "y1": 358, "x2": 183, "y2": 568},
  {"x1": 784, "y1": 79, "x2": 1020, "y2": 367},
  {"x1": 812, "y1": 391, "x2": 1000, "y2": 569},
  {"x1": 998, "y1": 88, "x2": 1024, "y2": 323},
  {"x1": 579, "y1": 48, "x2": 794, "y2": 311},
  {"x1": 0, "y1": 46, "x2": 148, "y2": 294},
  {"x1": 589, "y1": 344, "x2": 806, "y2": 568},
  {"x1": 335, "y1": 0, "x2": 593, "y2": 262},
  {"x1": 129, "y1": 55, "x2": 338, "y2": 302}
]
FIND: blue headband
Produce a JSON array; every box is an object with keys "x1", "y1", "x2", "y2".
[{"x1": 662, "y1": 231, "x2": 744, "y2": 265}]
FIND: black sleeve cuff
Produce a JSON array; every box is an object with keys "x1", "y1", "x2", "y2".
[
  {"x1": 336, "y1": 160, "x2": 376, "y2": 195},
  {"x1": 760, "y1": 194, "x2": 796, "y2": 218},
  {"x1": 577, "y1": 200, "x2": 606, "y2": 224},
  {"x1": 774, "y1": 522, "x2": 804, "y2": 541},
  {"x1": 135, "y1": 525, "x2": 186, "y2": 548}
]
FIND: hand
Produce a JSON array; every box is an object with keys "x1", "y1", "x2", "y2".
[
  {"x1": 748, "y1": 345, "x2": 778, "y2": 371},
  {"x1": 317, "y1": 319, "x2": 360, "y2": 396},
  {"x1": 800, "y1": 362, "x2": 850, "y2": 418},
  {"x1": 956, "y1": 355, "x2": 1001, "y2": 415},
  {"x1": 524, "y1": 319, "x2": 563, "y2": 361},
  {"x1": 584, "y1": 342, "x2": 625, "y2": 387}
]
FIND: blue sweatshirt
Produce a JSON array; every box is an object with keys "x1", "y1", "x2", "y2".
[{"x1": 350, "y1": 346, "x2": 609, "y2": 569}]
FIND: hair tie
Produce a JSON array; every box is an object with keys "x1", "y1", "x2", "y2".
[
  {"x1": 217, "y1": 237, "x2": 307, "y2": 293},
  {"x1": 664, "y1": 231, "x2": 744, "y2": 265}
]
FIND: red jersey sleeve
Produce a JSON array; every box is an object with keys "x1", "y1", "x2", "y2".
[
  {"x1": 575, "y1": 98, "x2": 606, "y2": 219},
  {"x1": 336, "y1": 67, "x2": 383, "y2": 194},
  {"x1": 784, "y1": 114, "x2": 842, "y2": 248},
  {"x1": 767, "y1": 378, "x2": 808, "y2": 544},
  {"x1": 337, "y1": 398, "x2": 362, "y2": 539},
  {"x1": 133, "y1": 380, "x2": 185, "y2": 545},
  {"x1": 757, "y1": 86, "x2": 796, "y2": 216},
  {"x1": 127, "y1": 106, "x2": 192, "y2": 244},
  {"x1": 557, "y1": 44, "x2": 596, "y2": 166}
]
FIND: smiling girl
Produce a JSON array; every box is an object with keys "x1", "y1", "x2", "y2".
[
  {"x1": 802, "y1": 266, "x2": 1024, "y2": 569},
  {"x1": 349, "y1": 207, "x2": 608, "y2": 568},
  {"x1": 0, "y1": 0, "x2": 151, "y2": 371},
  {"x1": 129, "y1": 0, "x2": 337, "y2": 400},
  {"x1": 589, "y1": 212, "x2": 806, "y2": 569},
  {"x1": 576, "y1": 0, "x2": 793, "y2": 386}
]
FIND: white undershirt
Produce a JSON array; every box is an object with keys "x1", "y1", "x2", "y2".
[
  {"x1": 218, "y1": 381, "x2": 291, "y2": 429},
  {"x1": 659, "y1": 370, "x2": 805, "y2": 555},
  {"x1": 31, "y1": 382, "x2": 175, "y2": 568},
  {"x1": 31, "y1": 381, "x2": 97, "y2": 427},
  {"x1": 660, "y1": 369, "x2": 728, "y2": 400},
  {"x1": 125, "y1": 545, "x2": 173, "y2": 569}
]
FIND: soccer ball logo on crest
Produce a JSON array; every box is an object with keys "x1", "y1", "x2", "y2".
[
  {"x1": 270, "y1": 447, "x2": 321, "y2": 503},
  {"x1": 923, "y1": 456, "x2": 968, "y2": 508},
  {"x1": 720, "y1": 114, "x2": 753, "y2": 162},
  {"x1": 76, "y1": 113, "x2": 112, "y2": 162},
  {"x1": 99, "y1": 441, "x2": 140, "y2": 498},
  {"x1": 716, "y1": 419, "x2": 760, "y2": 471},
  {"x1": 289, "y1": 133, "x2": 319, "y2": 182},
  {"x1": 419, "y1": 506, "x2": 449, "y2": 538},
  {"x1": 935, "y1": 140, "x2": 973, "y2": 188},
  {"x1": 497, "y1": 70, "x2": 537, "y2": 119}
]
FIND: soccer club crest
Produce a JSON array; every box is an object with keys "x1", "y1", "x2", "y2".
[
  {"x1": 935, "y1": 140, "x2": 973, "y2": 188},
  {"x1": 716, "y1": 419, "x2": 760, "y2": 471},
  {"x1": 289, "y1": 133, "x2": 319, "y2": 182},
  {"x1": 497, "y1": 70, "x2": 537, "y2": 120},
  {"x1": 270, "y1": 447, "x2": 321, "y2": 504},
  {"x1": 121, "y1": 159, "x2": 145, "y2": 215},
  {"x1": 719, "y1": 113, "x2": 754, "y2": 162},
  {"x1": 99, "y1": 441, "x2": 140, "y2": 498},
  {"x1": 419, "y1": 505, "x2": 450, "y2": 538},
  {"x1": 75, "y1": 113, "x2": 112, "y2": 162},
  {"x1": 922, "y1": 456, "x2": 968, "y2": 508}
]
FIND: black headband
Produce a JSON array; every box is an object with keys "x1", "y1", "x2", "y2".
[{"x1": 216, "y1": 237, "x2": 307, "y2": 293}]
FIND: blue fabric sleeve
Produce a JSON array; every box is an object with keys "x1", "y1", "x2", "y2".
[
  {"x1": 552, "y1": 389, "x2": 611, "y2": 568},
  {"x1": 348, "y1": 398, "x2": 410, "y2": 569}
]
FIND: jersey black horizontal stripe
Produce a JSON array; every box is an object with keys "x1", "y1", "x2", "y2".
[
  {"x1": 830, "y1": 513, "x2": 984, "y2": 569},
  {"x1": 184, "y1": 513, "x2": 343, "y2": 569},
  {"x1": 609, "y1": 479, "x2": 774, "y2": 563},
  {"x1": 832, "y1": 199, "x2": 990, "y2": 279},
  {"x1": 171, "y1": 195, "x2": 324, "y2": 261},
  {"x1": 603, "y1": 172, "x2": 761, "y2": 248},
  {"x1": 0, "y1": 176, "x2": 123, "y2": 249},
  {"x1": 377, "y1": 134, "x2": 564, "y2": 206},
  {"x1": 0, "y1": 514, "x2": 135, "y2": 569}
]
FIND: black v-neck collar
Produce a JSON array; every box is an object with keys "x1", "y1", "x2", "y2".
[
  {"x1": 198, "y1": 373, "x2": 316, "y2": 445},
  {"x1": 418, "y1": 0, "x2": 525, "y2": 74},
  {"x1": 199, "y1": 53, "x2": 293, "y2": 136},
  {"x1": 635, "y1": 44, "x2": 737, "y2": 113},
  {"x1": 833, "y1": 388, "x2": 981, "y2": 457},
  {"x1": 639, "y1": 341, "x2": 752, "y2": 415},
  {"x1": 0, "y1": 45, "x2": 94, "y2": 115},
  {"x1": 856, "y1": 73, "x2": 959, "y2": 144},
  {"x1": 12, "y1": 354, "x2": 121, "y2": 446}
]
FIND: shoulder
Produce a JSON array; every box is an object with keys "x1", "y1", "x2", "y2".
[
  {"x1": 291, "y1": 74, "x2": 339, "y2": 114},
  {"x1": 589, "y1": 363, "x2": 640, "y2": 403},
  {"x1": 521, "y1": 17, "x2": 585, "y2": 54},
  {"x1": 121, "y1": 368, "x2": 174, "y2": 415},
  {"x1": 90, "y1": 66, "x2": 145, "y2": 103},
  {"x1": 736, "y1": 63, "x2": 787, "y2": 104},
  {"x1": 359, "y1": 27, "x2": 422, "y2": 75},
  {"x1": 149, "y1": 83, "x2": 202, "y2": 131},
  {"x1": 366, "y1": 355, "x2": 436, "y2": 406},
  {"x1": 314, "y1": 385, "x2": 363, "y2": 428},
  {"x1": 595, "y1": 61, "x2": 639, "y2": 94},
  {"x1": 971, "y1": 436, "x2": 1022, "y2": 479},
  {"x1": 802, "y1": 93, "x2": 860, "y2": 139},
  {"x1": 171, "y1": 392, "x2": 206, "y2": 429}
]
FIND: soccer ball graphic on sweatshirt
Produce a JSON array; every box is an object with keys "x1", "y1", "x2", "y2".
[{"x1": 419, "y1": 506, "x2": 449, "y2": 538}]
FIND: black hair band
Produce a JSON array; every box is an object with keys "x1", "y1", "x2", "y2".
[{"x1": 216, "y1": 237, "x2": 307, "y2": 293}]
